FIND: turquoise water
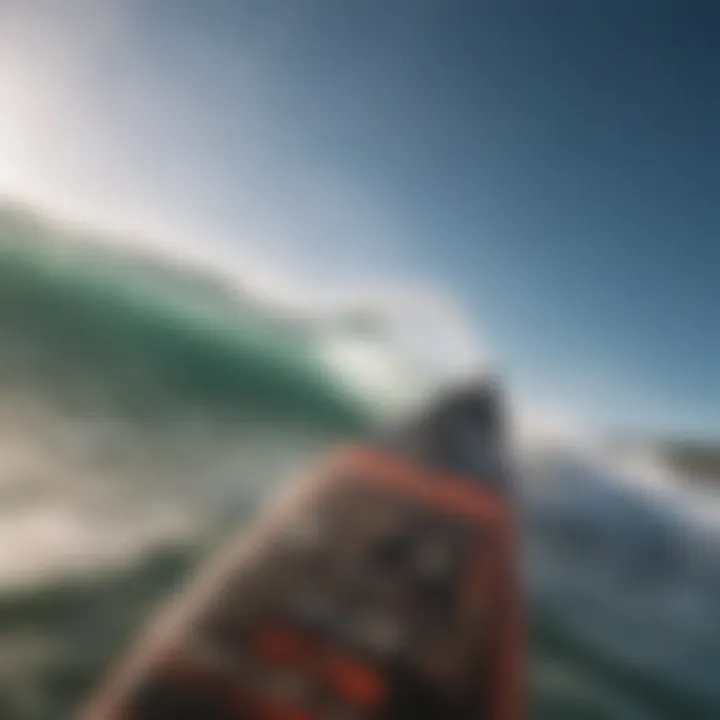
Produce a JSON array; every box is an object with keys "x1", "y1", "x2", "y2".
[{"x1": 0, "y1": 207, "x2": 717, "y2": 719}]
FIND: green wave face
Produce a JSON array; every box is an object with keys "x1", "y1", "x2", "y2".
[{"x1": 0, "y1": 205, "x2": 373, "y2": 431}]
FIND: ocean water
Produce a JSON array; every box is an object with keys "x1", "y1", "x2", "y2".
[{"x1": 0, "y1": 206, "x2": 718, "y2": 719}]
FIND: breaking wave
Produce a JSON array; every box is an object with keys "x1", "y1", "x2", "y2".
[{"x1": 0, "y1": 205, "x2": 717, "y2": 719}]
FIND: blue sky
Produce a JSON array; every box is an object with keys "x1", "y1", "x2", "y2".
[{"x1": 1, "y1": 0, "x2": 719, "y2": 436}]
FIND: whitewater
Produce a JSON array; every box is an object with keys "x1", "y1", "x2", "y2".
[{"x1": 0, "y1": 206, "x2": 718, "y2": 719}]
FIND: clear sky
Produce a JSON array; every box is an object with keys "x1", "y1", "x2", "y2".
[{"x1": 1, "y1": 0, "x2": 719, "y2": 437}]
